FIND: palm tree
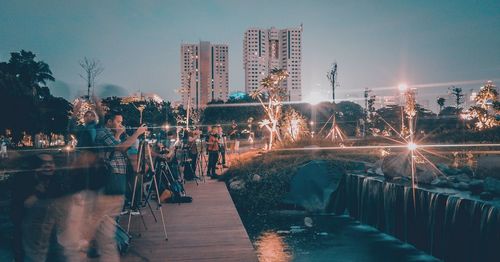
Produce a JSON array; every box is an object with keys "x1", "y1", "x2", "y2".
[
  {"x1": 437, "y1": 97, "x2": 446, "y2": 114},
  {"x1": 7, "y1": 50, "x2": 55, "y2": 99}
]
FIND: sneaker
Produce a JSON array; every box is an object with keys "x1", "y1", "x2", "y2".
[{"x1": 130, "y1": 210, "x2": 140, "y2": 216}]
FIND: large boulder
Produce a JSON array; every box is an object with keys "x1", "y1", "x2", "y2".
[
  {"x1": 416, "y1": 167, "x2": 437, "y2": 184},
  {"x1": 282, "y1": 160, "x2": 346, "y2": 212},
  {"x1": 381, "y1": 155, "x2": 411, "y2": 179}
]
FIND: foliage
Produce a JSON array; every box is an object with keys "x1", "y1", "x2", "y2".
[
  {"x1": 279, "y1": 108, "x2": 309, "y2": 142},
  {"x1": 465, "y1": 81, "x2": 499, "y2": 130},
  {"x1": 251, "y1": 68, "x2": 289, "y2": 149},
  {"x1": 437, "y1": 97, "x2": 446, "y2": 113},
  {"x1": 449, "y1": 86, "x2": 464, "y2": 111},
  {"x1": 0, "y1": 50, "x2": 71, "y2": 139},
  {"x1": 101, "y1": 96, "x2": 176, "y2": 128},
  {"x1": 201, "y1": 94, "x2": 264, "y2": 126}
]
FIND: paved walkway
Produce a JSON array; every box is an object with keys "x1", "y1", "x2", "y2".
[{"x1": 122, "y1": 178, "x2": 258, "y2": 262}]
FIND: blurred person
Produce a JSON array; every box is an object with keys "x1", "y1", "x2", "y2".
[
  {"x1": 207, "y1": 126, "x2": 220, "y2": 178},
  {"x1": 228, "y1": 120, "x2": 240, "y2": 152},
  {"x1": 76, "y1": 111, "x2": 98, "y2": 150},
  {"x1": 217, "y1": 125, "x2": 228, "y2": 168},
  {"x1": 185, "y1": 129, "x2": 200, "y2": 181},
  {"x1": 90, "y1": 111, "x2": 146, "y2": 261},
  {"x1": 10, "y1": 153, "x2": 79, "y2": 262},
  {"x1": 0, "y1": 135, "x2": 8, "y2": 158}
]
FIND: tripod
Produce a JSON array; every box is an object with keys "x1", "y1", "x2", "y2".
[
  {"x1": 144, "y1": 157, "x2": 184, "y2": 205},
  {"x1": 127, "y1": 140, "x2": 168, "y2": 240}
]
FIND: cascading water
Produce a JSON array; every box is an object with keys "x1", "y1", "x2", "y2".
[{"x1": 333, "y1": 173, "x2": 499, "y2": 262}]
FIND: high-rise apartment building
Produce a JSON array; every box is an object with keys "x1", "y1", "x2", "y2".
[
  {"x1": 180, "y1": 41, "x2": 229, "y2": 109},
  {"x1": 243, "y1": 26, "x2": 303, "y2": 101}
]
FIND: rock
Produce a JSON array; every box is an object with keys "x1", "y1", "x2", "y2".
[
  {"x1": 444, "y1": 168, "x2": 461, "y2": 176},
  {"x1": 431, "y1": 178, "x2": 450, "y2": 187},
  {"x1": 480, "y1": 192, "x2": 494, "y2": 200},
  {"x1": 252, "y1": 174, "x2": 261, "y2": 182},
  {"x1": 381, "y1": 155, "x2": 411, "y2": 179},
  {"x1": 283, "y1": 160, "x2": 346, "y2": 212},
  {"x1": 453, "y1": 182, "x2": 470, "y2": 191},
  {"x1": 469, "y1": 180, "x2": 484, "y2": 195},
  {"x1": 460, "y1": 166, "x2": 474, "y2": 177},
  {"x1": 391, "y1": 176, "x2": 411, "y2": 184},
  {"x1": 455, "y1": 173, "x2": 472, "y2": 183},
  {"x1": 229, "y1": 180, "x2": 245, "y2": 190},
  {"x1": 304, "y1": 217, "x2": 313, "y2": 228},
  {"x1": 446, "y1": 176, "x2": 459, "y2": 183},
  {"x1": 483, "y1": 177, "x2": 500, "y2": 195},
  {"x1": 417, "y1": 169, "x2": 435, "y2": 184},
  {"x1": 374, "y1": 167, "x2": 384, "y2": 176}
]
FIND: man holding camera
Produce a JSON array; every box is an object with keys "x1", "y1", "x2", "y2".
[{"x1": 91, "y1": 111, "x2": 147, "y2": 261}]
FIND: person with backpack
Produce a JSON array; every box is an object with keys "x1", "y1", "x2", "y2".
[{"x1": 90, "y1": 111, "x2": 147, "y2": 261}]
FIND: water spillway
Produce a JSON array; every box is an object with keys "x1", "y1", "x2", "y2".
[{"x1": 332, "y1": 173, "x2": 500, "y2": 262}]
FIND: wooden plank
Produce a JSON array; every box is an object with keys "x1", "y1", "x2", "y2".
[{"x1": 121, "y1": 179, "x2": 258, "y2": 262}]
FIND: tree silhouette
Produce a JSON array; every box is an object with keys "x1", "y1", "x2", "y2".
[{"x1": 437, "y1": 97, "x2": 446, "y2": 114}]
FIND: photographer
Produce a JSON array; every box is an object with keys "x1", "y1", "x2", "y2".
[
  {"x1": 228, "y1": 120, "x2": 240, "y2": 152},
  {"x1": 217, "y1": 125, "x2": 228, "y2": 168},
  {"x1": 186, "y1": 129, "x2": 200, "y2": 180},
  {"x1": 206, "y1": 126, "x2": 220, "y2": 178},
  {"x1": 91, "y1": 111, "x2": 147, "y2": 261}
]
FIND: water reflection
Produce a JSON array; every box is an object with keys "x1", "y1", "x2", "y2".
[
  {"x1": 247, "y1": 214, "x2": 440, "y2": 262},
  {"x1": 255, "y1": 231, "x2": 292, "y2": 262}
]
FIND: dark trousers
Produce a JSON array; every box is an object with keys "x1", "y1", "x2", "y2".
[
  {"x1": 207, "y1": 151, "x2": 219, "y2": 176},
  {"x1": 219, "y1": 146, "x2": 226, "y2": 165}
]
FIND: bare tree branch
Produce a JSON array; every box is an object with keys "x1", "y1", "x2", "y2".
[{"x1": 79, "y1": 57, "x2": 104, "y2": 100}]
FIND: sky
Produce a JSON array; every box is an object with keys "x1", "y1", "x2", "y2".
[{"x1": 1, "y1": 0, "x2": 499, "y2": 111}]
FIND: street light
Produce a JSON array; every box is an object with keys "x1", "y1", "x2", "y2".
[{"x1": 398, "y1": 83, "x2": 408, "y2": 92}]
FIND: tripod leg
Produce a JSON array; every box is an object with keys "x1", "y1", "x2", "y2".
[
  {"x1": 127, "y1": 174, "x2": 140, "y2": 233},
  {"x1": 146, "y1": 198, "x2": 158, "y2": 222},
  {"x1": 152, "y1": 173, "x2": 168, "y2": 240}
]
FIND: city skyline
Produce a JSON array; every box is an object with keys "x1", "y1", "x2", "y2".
[
  {"x1": 1, "y1": 0, "x2": 499, "y2": 111},
  {"x1": 180, "y1": 41, "x2": 229, "y2": 108}
]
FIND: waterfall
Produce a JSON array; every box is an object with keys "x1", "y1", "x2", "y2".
[{"x1": 334, "y1": 173, "x2": 500, "y2": 262}]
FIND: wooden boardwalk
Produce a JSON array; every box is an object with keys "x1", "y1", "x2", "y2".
[{"x1": 121, "y1": 178, "x2": 258, "y2": 262}]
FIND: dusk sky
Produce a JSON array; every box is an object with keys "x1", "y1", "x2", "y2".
[{"x1": 1, "y1": 0, "x2": 499, "y2": 111}]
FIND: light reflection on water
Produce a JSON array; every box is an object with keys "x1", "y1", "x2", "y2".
[
  {"x1": 248, "y1": 214, "x2": 440, "y2": 262},
  {"x1": 255, "y1": 231, "x2": 292, "y2": 262}
]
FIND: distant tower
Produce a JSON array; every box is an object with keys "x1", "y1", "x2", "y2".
[
  {"x1": 243, "y1": 26, "x2": 303, "y2": 101},
  {"x1": 327, "y1": 63, "x2": 338, "y2": 102},
  {"x1": 180, "y1": 41, "x2": 229, "y2": 109}
]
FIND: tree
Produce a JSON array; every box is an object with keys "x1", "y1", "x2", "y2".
[
  {"x1": 79, "y1": 57, "x2": 104, "y2": 100},
  {"x1": 437, "y1": 97, "x2": 446, "y2": 114},
  {"x1": 475, "y1": 81, "x2": 498, "y2": 109},
  {"x1": 449, "y1": 86, "x2": 464, "y2": 111},
  {"x1": 0, "y1": 50, "x2": 54, "y2": 99},
  {"x1": 251, "y1": 68, "x2": 289, "y2": 149},
  {"x1": 467, "y1": 81, "x2": 499, "y2": 130},
  {"x1": 0, "y1": 50, "x2": 71, "y2": 139},
  {"x1": 334, "y1": 101, "x2": 364, "y2": 136}
]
